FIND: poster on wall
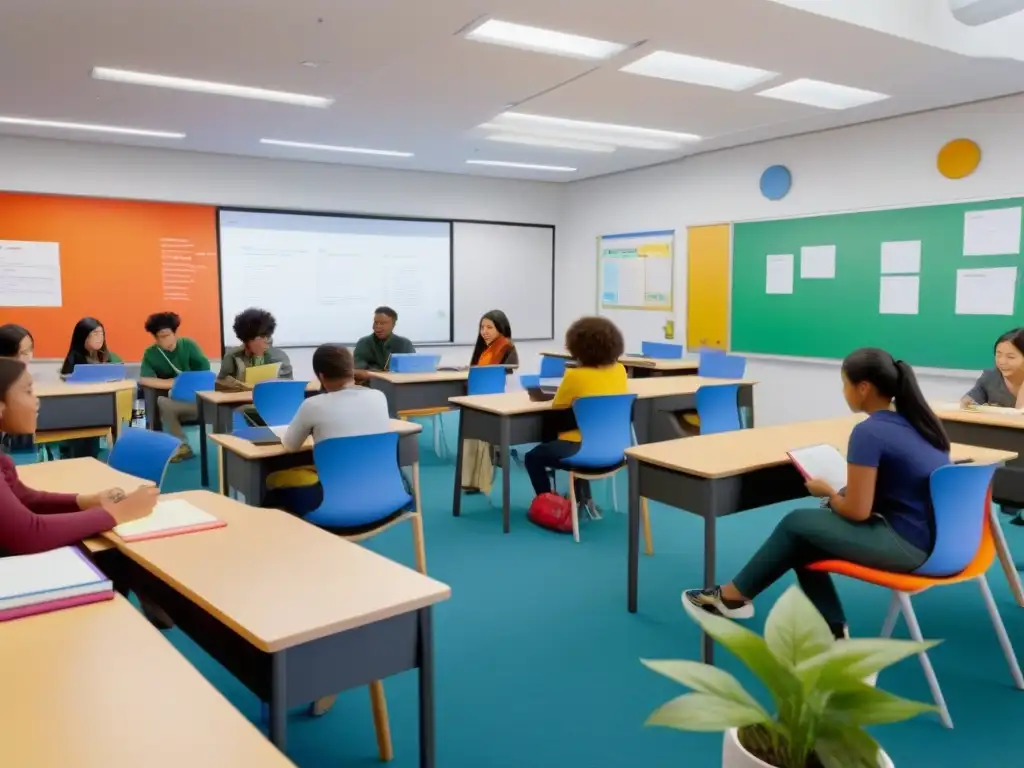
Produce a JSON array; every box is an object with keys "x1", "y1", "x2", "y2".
[{"x1": 598, "y1": 229, "x2": 675, "y2": 311}]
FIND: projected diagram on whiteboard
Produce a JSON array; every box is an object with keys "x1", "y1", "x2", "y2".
[{"x1": 598, "y1": 230, "x2": 675, "y2": 311}]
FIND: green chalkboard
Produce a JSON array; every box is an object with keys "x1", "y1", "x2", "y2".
[{"x1": 731, "y1": 198, "x2": 1024, "y2": 369}]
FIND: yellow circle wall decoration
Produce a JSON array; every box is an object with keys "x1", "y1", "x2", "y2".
[{"x1": 937, "y1": 138, "x2": 981, "y2": 179}]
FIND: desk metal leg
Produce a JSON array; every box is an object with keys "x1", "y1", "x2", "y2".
[
  {"x1": 269, "y1": 651, "x2": 287, "y2": 751},
  {"x1": 197, "y1": 395, "x2": 209, "y2": 488},
  {"x1": 500, "y1": 417, "x2": 511, "y2": 533},
  {"x1": 418, "y1": 607, "x2": 435, "y2": 768},
  {"x1": 702, "y1": 511, "x2": 717, "y2": 664},
  {"x1": 990, "y1": 506, "x2": 1024, "y2": 607},
  {"x1": 627, "y1": 459, "x2": 641, "y2": 613},
  {"x1": 452, "y1": 411, "x2": 465, "y2": 517}
]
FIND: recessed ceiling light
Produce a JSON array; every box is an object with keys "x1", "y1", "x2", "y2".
[
  {"x1": 486, "y1": 112, "x2": 700, "y2": 150},
  {"x1": 483, "y1": 131, "x2": 616, "y2": 153},
  {"x1": 467, "y1": 159, "x2": 576, "y2": 172},
  {"x1": 465, "y1": 19, "x2": 627, "y2": 60},
  {"x1": 0, "y1": 116, "x2": 184, "y2": 138},
  {"x1": 91, "y1": 67, "x2": 333, "y2": 108},
  {"x1": 620, "y1": 51, "x2": 777, "y2": 91},
  {"x1": 260, "y1": 138, "x2": 413, "y2": 157},
  {"x1": 300, "y1": 61, "x2": 320, "y2": 68},
  {"x1": 756, "y1": 78, "x2": 889, "y2": 109}
]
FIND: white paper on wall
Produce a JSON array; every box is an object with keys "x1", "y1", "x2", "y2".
[
  {"x1": 765, "y1": 254, "x2": 794, "y2": 295},
  {"x1": 955, "y1": 267, "x2": 1017, "y2": 316},
  {"x1": 879, "y1": 275, "x2": 919, "y2": 315},
  {"x1": 800, "y1": 244, "x2": 836, "y2": 279},
  {"x1": 963, "y1": 207, "x2": 1022, "y2": 256},
  {"x1": 880, "y1": 240, "x2": 921, "y2": 274}
]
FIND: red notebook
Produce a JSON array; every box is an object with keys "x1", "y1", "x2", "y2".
[
  {"x1": 0, "y1": 547, "x2": 114, "y2": 623},
  {"x1": 113, "y1": 499, "x2": 226, "y2": 542}
]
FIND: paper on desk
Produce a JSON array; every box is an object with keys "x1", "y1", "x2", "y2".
[
  {"x1": 800, "y1": 245, "x2": 835, "y2": 279},
  {"x1": 788, "y1": 444, "x2": 847, "y2": 491},
  {"x1": 955, "y1": 267, "x2": 1017, "y2": 316},
  {"x1": 881, "y1": 240, "x2": 921, "y2": 274},
  {"x1": 932, "y1": 401, "x2": 966, "y2": 413},
  {"x1": 113, "y1": 499, "x2": 218, "y2": 538},
  {"x1": 765, "y1": 254, "x2": 794, "y2": 295},
  {"x1": 879, "y1": 275, "x2": 919, "y2": 315},
  {"x1": 963, "y1": 207, "x2": 1022, "y2": 256},
  {"x1": 0, "y1": 547, "x2": 104, "y2": 601}
]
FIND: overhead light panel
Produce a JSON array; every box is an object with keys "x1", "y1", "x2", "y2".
[
  {"x1": 92, "y1": 67, "x2": 333, "y2": 108},
  {"x1": 483, "y1": 131, "x2": 616, "y2": 153},
  {"x1": 0, "y1": 116, "x2": 184, "y2": 138},
  {"x1": 260, "y1": 139, "x2": 413, "y2": 157},
  {"x1": 621, "y1": 51, "x2": 777, "y2": 91},
  {"x1": 484, "y1": 112, "x2": 700, "y2": 150},
  {"x1": 465, "y1": 19, "x2": 627, "y2": 60},
  {"x1": 756, "y1": 78, "x2": 888, "y2": 110},
  {"x1": 467, "y1": 160, "x2": 576, "y2": 172}
]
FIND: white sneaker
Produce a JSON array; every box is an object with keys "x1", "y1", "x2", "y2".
[{"x1": 683, "y1": 587, "x2": 755, "y2": 620}]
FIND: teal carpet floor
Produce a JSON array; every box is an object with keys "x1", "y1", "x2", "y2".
[{"x1": 58, "y1": 421, "x2": 1024, "y2": 765}]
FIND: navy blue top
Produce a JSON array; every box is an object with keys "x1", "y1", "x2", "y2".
[{"x1": 847, "y1": 410, "x2": 950, "y2": 552}]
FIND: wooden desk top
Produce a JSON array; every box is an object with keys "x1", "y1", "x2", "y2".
[
  {"x1": 198, "y1": 380, "x2": 320, "y2": 405},
  {"x1": 449, "y1": 376, "x2": 756, "y2": 415},
  {"x1": 35, "y1": 379, "x2": 137, "y2": 397},
  {"x1": 115, "y1": 491, "x2": 450, "y2": 652},
  {"x1": 932, "y1": 403, "x2": 1024, "y2": 430},
  {"x1": 0, "y1": 596, "x2": 295, "y2": 767},
  {"x1": 542, "y1": 349, "x2": 699, "y2": 371},
  {"x1": 626, "y1": 415, "x2": 1018, "y2": 479},
  {"x1": 366, "y1": 370, "x2": 470, "y2": 384},
  {"x1": 210, "y1": 418, "x2": 422, "y2": 459}
]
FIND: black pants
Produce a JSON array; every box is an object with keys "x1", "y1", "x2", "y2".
[
  {"x1": 732, "y1": 508, "x2": 928, "y2": 629},
  {"x1": 525, "y1": 440, "x2": 592, "y2": 502}
]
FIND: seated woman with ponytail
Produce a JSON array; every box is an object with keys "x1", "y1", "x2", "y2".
[{"x1": 685, "y1": 348, "x2": 951, "y2": 641}]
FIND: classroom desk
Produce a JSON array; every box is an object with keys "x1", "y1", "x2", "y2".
[
  {"x1": 210, "y1": 418, "x2": 423, "y2": 505},
  {"x1": 138, "y1": 376, "x2": 172, "y2": 431},
  {"x1": 367, "y1": 370, "x2": 470, "y2": 418},
  {"x1": 541, "y1": 349, "x2": 699, "y2": 378},
  {"x1": 624, "y1": 415, "x2": 1021, "y2": 663},
  {"x1": 95, "y1": 491, "x2": 450, "y2": 764},
  {"x1": 932, "y1": 405, "x2": 1024, "y2": 507},
  {"x1": 449, "y1": 377, "x2": 756, "y2": 533},
  {"x1": 0, "y1": 595, "x2": 296, "y2": 767},
  {"x1": 195, "y1": 382, "x2": 321, "y2": 488},
  {"x1": 35, "y1": 379, "x2": 136, "y2": 440}
]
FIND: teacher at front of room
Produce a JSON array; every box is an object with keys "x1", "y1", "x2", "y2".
[{"x1": 353, "y1": 306, "x2": 416, "y2": 383}]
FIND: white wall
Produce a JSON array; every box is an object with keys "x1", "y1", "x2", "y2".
[
  {"x1": 0, "y1": 136, "x2": 564, "y2": 379},
  {"x1": 561, "y1": 93, "x2": 1024, "y2": 425}
]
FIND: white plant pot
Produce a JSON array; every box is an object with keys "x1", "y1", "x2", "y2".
[{"x1": 722, "y1": 728, "x2": 894, "y2": 768}]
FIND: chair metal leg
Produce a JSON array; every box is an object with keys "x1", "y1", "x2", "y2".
[
  {"x1": 897, "y1": 592, "x2": 953, "y2": 728},
  {"x1": 977, "y1": 575, "x2": 1024, "y2": 690},
  {"x1": 641, "y1": 497, "x2": 653, "y2": 556},
  {"x1": 611, "y1": 473, "x2": 619, "y2": 513},
  {"x1": 880, "y1": 593, "x2": 900, "y2": 638},
  {"x1": 411, "y1": 462, "x2": 427, "y2": 575},
  {"x1": 568, "y1": 472, "x2": 580, "y2": 543},
  {"x1": 369, "y1": 680, "x2": 394, "y2": 762}
]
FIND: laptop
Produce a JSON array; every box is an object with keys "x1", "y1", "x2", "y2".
[
  {"x1": 232, "y1": 426, "x2": 282, "y2": 445},
  {"x1": 525, "y1": 384, "x2": 558, "y2": 402}
]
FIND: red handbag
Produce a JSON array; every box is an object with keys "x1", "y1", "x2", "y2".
[{"x1": 527, "y1": 492, "x2": 573, "y2": 534}]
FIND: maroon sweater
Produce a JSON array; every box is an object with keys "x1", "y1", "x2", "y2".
[{"x1": 0, "y1": 454, "x2": 116, "y2": 555}]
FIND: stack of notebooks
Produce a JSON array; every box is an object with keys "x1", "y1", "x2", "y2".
[
  {"x1": 0, "y1": 547, "x2": 114, "y2": 622},
  {"x1": 113, "y1": 498, "x2": 226, "y2": 542}
]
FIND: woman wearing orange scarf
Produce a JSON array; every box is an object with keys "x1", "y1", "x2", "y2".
[{"x1": 462, "y1": 310, "x2": 519, "y2": 493}]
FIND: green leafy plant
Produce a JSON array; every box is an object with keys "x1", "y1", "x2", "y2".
[{"x1": 642, "y1": 586, "x2": 937, "y2": 768}]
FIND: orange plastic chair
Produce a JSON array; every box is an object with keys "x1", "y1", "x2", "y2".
[{"x1": 808, "y1": 467, "x2": 1024, "y2": 729}]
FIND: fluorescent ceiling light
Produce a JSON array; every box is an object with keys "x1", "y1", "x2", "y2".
[
  {"x1": 260, "y1": 139, "x2": 412, "y2": 157},
  {"x1": 486, "y1": 112, "x2": 700, "y2": 150},
  {"x1": 92, "y1": 67, "x2": 333, "y2": 108},
  {"x1": 756, "y1": 78, "x2": 888, "y2": 109},
  {"x1": 621, "y1": 50, "x2": 777, "y2": 91},
  {"x1": 0, "y1": 116, "x2": 184, "y2": 138},
  {"x1": 465, "y1": 19, "x2": 627, "y2": 60},
  {"x1": 467, "y1": 160, "x2": 576, "y2": 172},
  {"x1": 484, "y1": 131, "x2": 616, "y2": 153}
]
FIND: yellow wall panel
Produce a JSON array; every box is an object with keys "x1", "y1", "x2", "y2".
[{"x1": 686, "y1": 224, "x2": 731, "y2": 351}]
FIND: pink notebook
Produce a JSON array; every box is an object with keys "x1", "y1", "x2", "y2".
[
  {"x1": 112, "y1": 499, "x2": 227, "y2": 542},
  {"x1": 117, "y1": 519, "x2": 226, "y2": 543},
  {"x1": 0, "y1": 590, "x2": 113, "y2": 622}
]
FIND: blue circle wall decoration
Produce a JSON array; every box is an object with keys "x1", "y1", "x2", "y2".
[{"x1": 759, "y1": 165, "x2": 792, "y2": 201}]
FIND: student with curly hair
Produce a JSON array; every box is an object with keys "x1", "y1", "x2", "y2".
[
  {"x1": 140, "y1": 312, "x2": 211, "y2": 461},
  {"x1": 217, "y1": 307, "x2": 293, "y2": 392},
  {"x1": 524, "y1": 316, "x2": 628, "y2": 505}
]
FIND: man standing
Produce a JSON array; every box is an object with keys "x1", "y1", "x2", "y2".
[{"x1": 353, "y1": 306, "x2": 415, "y2": 382}]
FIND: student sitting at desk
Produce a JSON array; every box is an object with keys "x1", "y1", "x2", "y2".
[
  {"x1": 524, "y1": 317, "x2": 628, "y2": 508},
  {"x1": 462, "y1": 310, "x2": 519, "y2": 494},
  {"x1": 265, "y1": 344, "x2": 393, "y2": 525},
  {"x1": 685, "y1": 348, "x2": 950, "y2": 642},
  {"x1": 353, "y1": 306, "x2": 415, "y2": 383},
  {"x1": 58, "y1": 318, "x2": 123, "y2": 459},
  {"x1": 140, "y1": 312, "x2": 211, "y2": 462},
  {"x1": 218, "y1": 307, "x2": 293, "y2": 391},
  {"x1": 0, "y1": 325, "x2": 35, "y2": 453}
]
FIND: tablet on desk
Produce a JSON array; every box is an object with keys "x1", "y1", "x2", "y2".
[{"x1": 232, "y1": 426, "x2": 282, "y2": 445}]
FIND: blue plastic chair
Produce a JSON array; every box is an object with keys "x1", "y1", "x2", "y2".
[
  {"x1": 107, "y1": 426, "x2": 181, "y2": 487},
  {"x1": 539, "y1": 355, "x2": 567, "y2": 379},
  {"x1": 168, "y1": 370, "x2": 216, "y2": 403},
  {"x1": 696, "y1": 384, "x2": 742, "y2": 435},
  {"x1": 559, "y1": 394, "x2": 638, "y2": 543},
  {"x1": 66, "y1": 363, "x2": 126, "y2": 383},
  {"x1": 698, "y1": 351, "x2": 746, "y2": 379},
  {"x1": 467, "y1": 365, "x2": 507, "y2": 396},
  {"x1": 641, "y1": 341, "x2": 683, "y2": 359},
  {"x1": 252, "y1": 380, "x2": 308, "y2": 426}
]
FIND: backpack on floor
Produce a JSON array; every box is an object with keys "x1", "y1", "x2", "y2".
[{"x1": 527, "y1": 492, "x2": 573, "y2": 534}]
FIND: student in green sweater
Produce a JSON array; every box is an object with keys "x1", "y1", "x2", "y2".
[
  {"x1": 353, "y1": 306, "x2": 416, "y2": 383},
  {"x1": 141, "y1": 312, "x2": 211, "y2": 461}
]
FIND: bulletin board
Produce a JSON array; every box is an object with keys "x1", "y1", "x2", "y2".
[{"x1": 0, "y1": 192, "x2": 221, "y2": 360}]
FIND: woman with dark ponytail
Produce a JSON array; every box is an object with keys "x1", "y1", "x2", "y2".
[{"x1": 685, "y1": 348, "x2": 951, "y2": 641}]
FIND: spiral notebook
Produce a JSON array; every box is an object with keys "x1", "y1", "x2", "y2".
[
  {"x1": 0, "y1": 547, "x2": 113, "y2": 622},
  {"x1": 113, "y1": 499, "x2": 226, "y2": 542}
]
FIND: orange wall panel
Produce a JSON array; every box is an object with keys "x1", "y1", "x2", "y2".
[
  {"x1": 686, "y1": 224, "x2": 730, "y2": 351},
  {"x1": 0, "y1": 192, "x2": 221, "y2": 360}
]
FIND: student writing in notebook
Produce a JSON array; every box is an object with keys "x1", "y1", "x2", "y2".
[
  {"x1": 140, "y1": 312, "x2": 212, "y2": 462},
  {"x1": 353, "y1": 306, "x2": 416, "y2": 383},
  {"x1": 58, "y1": 318, "x2": 123, "y2": 459},
  {"x1": 685, "y1": 348, "x2": 951, "y2": 642}
]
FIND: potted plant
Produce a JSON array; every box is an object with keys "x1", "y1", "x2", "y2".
[{"x1": 642, "y1": 586, "x2": 938, "y2": 767}]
